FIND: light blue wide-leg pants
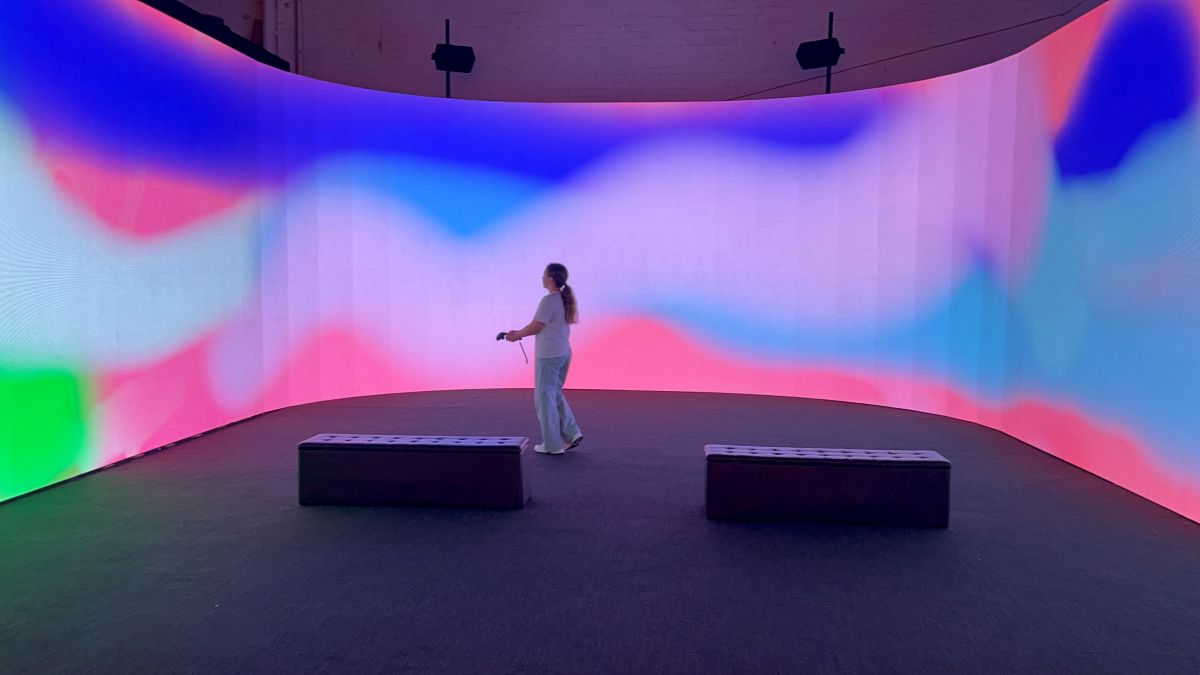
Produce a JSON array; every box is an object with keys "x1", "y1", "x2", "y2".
[{"x1": 534, "y1": 354, "x2": 581, "y2": 451}]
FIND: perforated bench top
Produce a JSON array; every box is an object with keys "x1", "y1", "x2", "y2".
[
  {"x1": 300, "y1": 434, "x2": 529, "y2": 454},
  {"x1": 704, "y1": 445, "x2": 950, "y2": 468}
]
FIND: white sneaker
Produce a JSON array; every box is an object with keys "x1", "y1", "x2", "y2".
[
  {"x1": 566, "y1": 434, "x2": 583, "y2": 450},
  {"x1": 535, "y1": 443, "x2": 564, "y2": 455}
]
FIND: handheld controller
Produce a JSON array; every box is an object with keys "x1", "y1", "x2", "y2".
[{"x1": 496, "y1": 330, "x2": 528, "y2": 363}]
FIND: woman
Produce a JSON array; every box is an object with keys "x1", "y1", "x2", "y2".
[{"x1": 506, "y1": 263, "x2": 583, "y2": 455}]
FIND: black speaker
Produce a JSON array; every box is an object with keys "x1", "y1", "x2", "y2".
[
  {"x1": 795, "y1": 37, "x2": 845, "y2": 70},
  {"x1": 432, "y1": 43, "x2": 476, "y2": 73}
]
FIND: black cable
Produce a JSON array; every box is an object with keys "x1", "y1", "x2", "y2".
[{"x1": 726, "y1": 0, "x2": 1096, "y2": 101}]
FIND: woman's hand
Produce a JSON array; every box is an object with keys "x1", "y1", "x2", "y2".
[{"x1": 506, "y1": 330, "x2": 521, "y2": 342}]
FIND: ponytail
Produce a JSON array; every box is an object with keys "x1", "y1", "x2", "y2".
[
  {"x1": 561, "y1": 283, "x2": 578, "y2": 324},
  {"x1": 545, "y1": 262, "x2": 578, "y2": 324}
]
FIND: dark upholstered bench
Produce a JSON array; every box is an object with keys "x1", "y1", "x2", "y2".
[
  {"x1": 705, "y1": 445, "x2": 950, "y2": 527},
  {"x1": 299, "y1": 434, "x2": 531, "y2": 509}
]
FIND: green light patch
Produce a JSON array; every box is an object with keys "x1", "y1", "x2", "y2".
[{"x1": 0, "y1": 369, "x2": 91, "y2": 501}]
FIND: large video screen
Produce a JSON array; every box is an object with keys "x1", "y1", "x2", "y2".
[{"x1": 0, "y1": 0, "x2": 1197, "y2": 521}]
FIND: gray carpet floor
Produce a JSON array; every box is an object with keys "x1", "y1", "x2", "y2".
[{"x1": 2, "y1": 389, "x2": 1198, "y2": 674}]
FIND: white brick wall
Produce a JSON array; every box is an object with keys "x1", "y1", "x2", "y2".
[{"x1": 183, "y1": 0, "x2": 1105, "y2": 101}]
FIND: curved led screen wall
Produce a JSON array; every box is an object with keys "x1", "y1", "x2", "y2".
[{"x1": 1, "y1": 0, "x2": 1197, "y2": 521}]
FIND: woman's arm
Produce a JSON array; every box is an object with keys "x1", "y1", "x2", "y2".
[{"x1": 506, "y1": 320, "x2": 545, "y2": 341}]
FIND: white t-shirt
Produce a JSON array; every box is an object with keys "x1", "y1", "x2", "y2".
[{"x1": 533, "y1": 292, "x2": 571, "y2": 359}]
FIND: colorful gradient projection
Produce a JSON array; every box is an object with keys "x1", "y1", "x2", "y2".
[{"x1": 1, "y1": 0, "x2": 1198, "y2": 521}]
